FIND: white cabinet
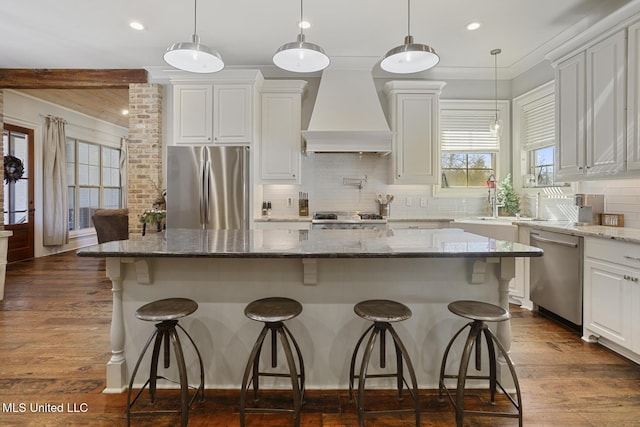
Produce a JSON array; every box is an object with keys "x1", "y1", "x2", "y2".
[
  {"x1": 388, "y1": 221, "x2": 449, "y2": 230},
  {"x1": 173, "y1": 85, "x2": 213, "y2": 144},
  {"x1": 259, "y1": 81, "x2": 306, "y2": 183},
  {"x1": 383, "y1": 81, "x2": 446, "y2": 184},
  {"x1": 627, "y1": 21, "x2": 640, "y2": 171},
  {"x1": 583, "y1": 237, "x2": 640, "y2": 359},
  {"x1": 213, "y1": 85, "x2": 253, "y2": 144},
  {"x1": 173, "y1": 83, "x2": 254, "y2": 145},
  {"x1": 253, "y1": 221, "x2": 310, "y2": 230},
  {"x1": 555, "y1": 30, "x2": 626, "y2": 179}
]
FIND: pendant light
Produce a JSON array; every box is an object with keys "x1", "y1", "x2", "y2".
[
  {"x1": 381, "y1": 0, "x2": 439, "y2": 74},
  {"x1": 164, "y1": 0, "x2": 224, "y2": 73},
  {"x1": 273, "y1": 0, "x2": 330, "y2": 73},
  {"x1": 490, "y1": 49, "x2": 503, "y2": 136}
]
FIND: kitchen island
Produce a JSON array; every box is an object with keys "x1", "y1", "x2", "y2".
[{"x1": 77, "y1": 228, "x2": 542, "y2": 393}]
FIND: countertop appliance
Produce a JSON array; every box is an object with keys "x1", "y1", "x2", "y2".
[
  {"x1": 575, "y1": 193, "x2": 604, "y2": 225},
  {"x1": 166, "y1": 146, "x2": 249, "y2": 230},
  {"x1": 530, "y1": 229, "x2": 583, "y2": 329},
  {"x1": 311, "y1": 212, "x2": 387, "y2": 230}
]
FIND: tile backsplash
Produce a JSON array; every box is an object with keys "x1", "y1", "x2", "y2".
[
  {"x1": 262, "y1": 153, "x2": 488, "y2": 219},
  {"x1": 578, "y1": 178, "x2": 640, "y2": 229}
]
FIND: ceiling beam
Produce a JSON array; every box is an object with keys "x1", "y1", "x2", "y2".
[{"x1": 0, "y1": 69, "x2": 148, "y2": 89}]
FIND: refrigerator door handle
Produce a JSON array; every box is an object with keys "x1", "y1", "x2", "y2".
[
  {"x1": 203, "y1": 160, "x2": 211, "y2": 226},
  {"x1": 199, "y1": 156, "x2": 207, "y2": 227}
]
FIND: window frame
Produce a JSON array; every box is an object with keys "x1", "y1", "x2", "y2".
[
  {"x1": 66, "y1": 137, "x2": 122, "y2": 233},
  {"x1": 434, "y1": 99, "x2": 510, "y2": 198},
  {"x1": 513, "y1": 81, "x2": 568, "y2": 191}
]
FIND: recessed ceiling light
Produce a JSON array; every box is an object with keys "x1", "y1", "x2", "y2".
[
  {"x1": 121, "y1": 109, "x2": 129, "y2": 115},
  {"x1": 130, "y1": 22, "x2": 145, "y2": 31},
  {"x1": 299, "y1": 20, "x2": 311, "y2": 29},
  {"x1": 466, "y1": 22, "x2": 481, "y2": 31}
]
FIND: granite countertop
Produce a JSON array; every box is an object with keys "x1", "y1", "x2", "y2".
[
  {"x1": 77, "y1": 228, "x2": 542, "y2": 259},
  {"x1": 513, "y1": 220, "x2": 640, "y2": 245},
  {"x1": 254, "y1": 217, "x2": 311, "y2": 222}
]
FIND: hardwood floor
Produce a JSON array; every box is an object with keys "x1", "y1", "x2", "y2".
[{"x1": 1, "y1": 251, "x2": 640, "y2": 426}]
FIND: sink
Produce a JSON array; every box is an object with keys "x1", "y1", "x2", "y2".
[{"x1": 452, "y1": 218, "x2": 519, "y2": 241}]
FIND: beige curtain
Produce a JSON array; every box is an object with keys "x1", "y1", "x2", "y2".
[
  {"x1": 119, "y1": 137, "x2": 128, "y2": 208},
  {"x1": 43, "y1": 115, "x2": 68, "y2": 246}
]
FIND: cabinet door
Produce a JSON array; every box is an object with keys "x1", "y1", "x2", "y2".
[
  {"x1": 585, "y1": 30, "x2": 626, "y2": 176},
  {"x1": 583, "y1": 259, "x2": 634, "y2": 350},
  {"x1": 555, "y1": 53, "x2": 586, "y2": 180},
  {"x1": 260, "y1": 93, "x2": 301, "y2": 182},
  {"x1": 628, "y1": 21, "x2": 640, "y2": 171},
  {"x1": 393, "y1": 93, "x2": 439, "y2": 184},
  {"x1": 213, "y1": 85, "x2": 252, "y2": 144},
  {"x1": 173, "y1": 85, "x2": 213, "y2": 144}
]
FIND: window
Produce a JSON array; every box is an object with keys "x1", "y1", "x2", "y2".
[
  {"x1": 67, "y1": 138, "x2": 122, "y2": 231},
  {"x1": 514, "y1": 81, "x2": 557, "y2": 188},
  {"x1": 437, "y1": 100, "x2": 510, "y2": 195}
]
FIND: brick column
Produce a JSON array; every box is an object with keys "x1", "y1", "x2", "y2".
[{"x1": 127, "y1": 84, "x2": 163, "y2": 235}]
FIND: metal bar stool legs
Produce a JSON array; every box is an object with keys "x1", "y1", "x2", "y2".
[
  {"x1": 127, "y1": 298, "x2": 204, "y2": 427},
  {"x1": 438, "y1": 300, "x2": 523, "y2": 427},
  {"x1": 349, "y1": 300, "x2": 420, "y2": 427},
  {"x1": 240, "y1": 297, "x2": 305, "y2": 427}
]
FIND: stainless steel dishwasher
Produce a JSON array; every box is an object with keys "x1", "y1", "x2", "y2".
[{"x1": 529, "y1": 230, "x2": 583, "y2": 328}]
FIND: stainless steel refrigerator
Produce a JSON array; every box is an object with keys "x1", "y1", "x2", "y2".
[{"x1": 167, "y1": 146, "x2": 250, "y2": 230}]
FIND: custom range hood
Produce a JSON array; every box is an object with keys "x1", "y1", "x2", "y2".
[{"x1": 302, "y1": 64, "x2": 393, "y2": 153}]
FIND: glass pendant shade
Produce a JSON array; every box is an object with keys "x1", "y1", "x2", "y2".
[
  {"x1": 273, "y1": 33, "x2": 330, "y2": 73},
  {"x1": 490, "y1": 48, "x2": 502, "y2": 136},
  {"x1": 380, "y1": 35, "x2": 440, "y2": 74},
  {"x1": 490, "y1": 118, "x2": 503, "y2": 136},
  {"x1": 164, "y1": 34, "x2": 224, "y2": 73}
]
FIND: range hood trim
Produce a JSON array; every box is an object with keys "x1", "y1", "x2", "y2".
[{"x1": 302, "y1": 130, "x2": 394, "y2": 153}]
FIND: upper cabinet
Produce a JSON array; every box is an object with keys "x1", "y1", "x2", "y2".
[
  {"x1": 384, "y1": 81, "x2": 446, "y2": 185},
  {"x1": 213, "y1": 85, "x2": 253, "y2": 144},
  {"x1": 173, "y1": 85, "x2": 213, "y2": 144},
  {"x1": 554, "y1": 30, "x2": 626, "y2": 180},
  {"x1": 628, "y1": 21, "x2": 640, "y2": 171},
  {"x1": 259, "y1": 80, "x2": 306, "y2": 183},
  {"x1": 170, "y1": 70, "x2": 262, "y2": 146}
]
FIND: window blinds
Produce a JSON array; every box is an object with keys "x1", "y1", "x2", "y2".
[
  {"x1": 441, "y1": 109, "x2": 499, "y2": 152},
  {"x1": 522, "y1": 93, "x2": 554, "y2": 150}
]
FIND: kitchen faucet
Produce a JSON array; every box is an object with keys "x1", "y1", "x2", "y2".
[{"x1": 487, "y1": 173, "x2": 503, "y2": 218}]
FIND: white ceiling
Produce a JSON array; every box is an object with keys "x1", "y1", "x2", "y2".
[{"x1": 0, "y1": 0, "x2": 635, "y2": 79}]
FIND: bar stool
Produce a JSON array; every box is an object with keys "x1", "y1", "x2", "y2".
[
  {"x1": 348, "y1": 299, "x2": 420, "y2": 427},
  {"x1": 438, "y1": 300, "x2": 522, "y2": 427},
  {"x1": 127, "y1": 298, "x2": 205, "y2": 427},
  {"x1": 239, "y1": 297, "x2": 305, "y2": 427}
]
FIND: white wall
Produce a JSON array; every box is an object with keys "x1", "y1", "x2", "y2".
[{"x1": 3, "y1": 90, "x2": 128, "y2": 258}]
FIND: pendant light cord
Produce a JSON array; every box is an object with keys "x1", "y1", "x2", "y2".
[
  {"x1": 193, "y1": 0, "x2": 198, "y2": 35},
  {"x1": 300, "y1": 0, "x2": 304, "y2": 36},
  {"x1": 407, "y1": 0, "x2": 411, "y2": 36},
  {"x1": 492, "y1": 49, "x2": 501, "y2": 121}
]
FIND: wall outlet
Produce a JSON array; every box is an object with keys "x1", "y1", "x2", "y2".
[
  {"x1": 420, "y1": 197, "x2": 427, "y2": 207},
  {"x1": 287, "y1": 197, "x2": 293, "y2": 207},
  {"x1": 406, "y1": 197, "x2": 413, "y2": 206}
]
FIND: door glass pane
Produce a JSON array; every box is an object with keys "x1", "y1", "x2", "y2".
[{"x1": 3, "y1": 129, "x2": 30, "y2": 225}]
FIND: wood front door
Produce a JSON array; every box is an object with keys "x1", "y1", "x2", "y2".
[{"x1": 3, "y1": 124, "x2": 35, "y2": 262}]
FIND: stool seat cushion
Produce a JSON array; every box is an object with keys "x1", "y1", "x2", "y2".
[
  {"x1": 354, "y1": 299, "x2": 412, "y2": 322},
  {"x1": 244, "y1": 297, "x2": 302, "y2": 322},
  {"x1": 135, "y1": 298, "x2": 198, "y2": 322},
  {"x1": 448, "y1": 300, "x2": 509, "y2": 322}
]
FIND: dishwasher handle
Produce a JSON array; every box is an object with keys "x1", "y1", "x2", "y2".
[{"x1": 530, "y1": 233, "x2": 579, "y2": 248}]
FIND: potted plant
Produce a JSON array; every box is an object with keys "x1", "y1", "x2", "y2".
[{"x1": 497, "y1": 173, "x2": 520, "y2": 216}]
